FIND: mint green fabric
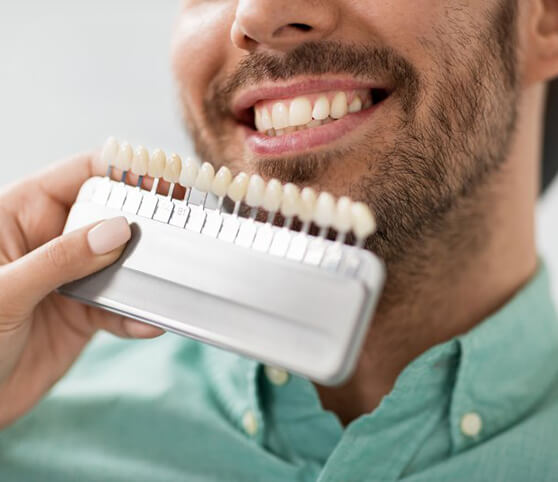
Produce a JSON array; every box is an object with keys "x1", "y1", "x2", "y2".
[{"x1": 2, "y1": 265, "x2": 558, "y2": 481}]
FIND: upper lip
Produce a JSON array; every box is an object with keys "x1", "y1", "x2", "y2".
[{"x1": 231, "y1": 76, "x2": 387, "y2": 120}]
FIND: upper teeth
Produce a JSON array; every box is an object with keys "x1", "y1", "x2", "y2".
[{"x1": 254, "y1": 89, "x2": 370, "y2": 134}]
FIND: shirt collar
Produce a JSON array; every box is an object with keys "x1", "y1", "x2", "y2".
[
  {"x1": 201, "y1": 345, "x2": 265, "y2": 442},
  {"x1": 450, "y1": 263, "x2": 558, "y2": 451},
  {"x1": 202, "y1": 262, "x2": 558, "y2": 453}
]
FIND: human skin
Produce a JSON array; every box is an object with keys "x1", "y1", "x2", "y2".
[{"x1": 171, "y1": 0, "x2": 558, "y2": 423}]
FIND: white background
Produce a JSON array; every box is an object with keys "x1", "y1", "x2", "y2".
[
  {"x1": 0, "y1": 0, "x2": 188, "y2": 184},
  {"x1": 0, "y1": 1, "x2": 557, "y2": 298}
]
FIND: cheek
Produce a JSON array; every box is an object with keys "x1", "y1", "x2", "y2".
[
  {"x1": 171, "y1": 4, "x2": 235, "y2": 118},
  {"x1": 347, "y1": 1, "x2": 444, "y2": 54}
]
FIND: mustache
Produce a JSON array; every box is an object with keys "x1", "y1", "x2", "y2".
[{"x1": 208, "y1": 41, "x2": 421, "y2": 117}]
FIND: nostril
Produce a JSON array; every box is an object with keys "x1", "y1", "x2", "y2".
[
  {"x1": 273, "y1": 23, "x2": 314, "y2": 39},
  {"x1": 289, "y1": 23, "x2": 312, "y2": 32}
]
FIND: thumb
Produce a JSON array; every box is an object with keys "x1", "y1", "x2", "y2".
[{"x1": 3, "y1": 216, "x2": 131, "y2": 309}]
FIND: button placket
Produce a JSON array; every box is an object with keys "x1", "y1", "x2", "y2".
[
  {"x1": 264, "y1": 366, "x2": 289, "y2": 386},
  {"x1": 242, "y1": 410, "x2": 259, "y2": 436}
]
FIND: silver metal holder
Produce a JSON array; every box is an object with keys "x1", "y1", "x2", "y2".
[{"x1": 59, "y1": 177, "x2": 385, "y2": 385}]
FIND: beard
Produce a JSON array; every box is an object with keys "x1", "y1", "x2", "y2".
[{"x1": 180, "y1": 1, "x2": 519, "y2": 266}]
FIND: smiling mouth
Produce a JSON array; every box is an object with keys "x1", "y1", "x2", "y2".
[{"x1": 232, "y1": 79, "x2": 392, "y2": 155}]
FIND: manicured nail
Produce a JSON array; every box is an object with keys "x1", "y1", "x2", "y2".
[{"x1": 87, "y1": 217, "x2": 131, "y2": 255}]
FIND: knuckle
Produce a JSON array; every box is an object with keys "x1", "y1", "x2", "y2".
[{"x1": 45, "y1": 238, "x2": 71, "y2": 269}]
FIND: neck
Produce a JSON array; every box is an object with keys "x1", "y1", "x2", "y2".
[{"x1": 316, "y1": 85, "x2": 543, "y2": 425}]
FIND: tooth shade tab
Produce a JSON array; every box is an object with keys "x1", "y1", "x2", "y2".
[
  {"x1": 163, "y1": 153, "x2": 182, "y2": 183},
  {"x1": 299, "y1": 187, "x2": 317, "y2": 222},
  {"x1": 334, "y1": 196, "x2": 352, "y2": 233},
  {"x1": 212, "y1": 166, "x2": 233, "y2": 197},
  {"x1": 351, "y1": 202, "x2": 377, "y2": 239},
  {"x1": 101, "y1": 136, "x2": 119, "y2": 167},
  {"x1": 280, "y1": 183, "x2": 300, "y2": 218},
  {"x1": 227, "y1": 172, "x2": 249, "y2": 202},
  {"x1": 131, "y1": 145, "x2": 149, "y2": 176},
  {"x1": 263, "y1": 179, "x2": 283, "y2": 212},
  {"x1": 195, "y1": 162, "x2": 215, "y2": 192},
  {"x1": 148, "y1": 149, "x2": 166, "y2": 178},
  {"x1": 245, "y1": 174, "x2": 266, "y2": 208},
  {"x1": 314, "y1": 192, "x2": 336, "y2": 228},
  {"x1": 115, "y1": 141, "x2": 133, "y2": 171},
  {"x1": 179, "y1": 158, "x2": 199, "y2": 188}
]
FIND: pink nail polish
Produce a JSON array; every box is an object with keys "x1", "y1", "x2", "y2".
[{"x1": 87, "y1": 217, "x2": 131, "y2": 255}]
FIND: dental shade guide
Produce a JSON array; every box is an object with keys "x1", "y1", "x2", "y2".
[{"x1": 59, "y1": 137, "x2": 385, "y2": 385}]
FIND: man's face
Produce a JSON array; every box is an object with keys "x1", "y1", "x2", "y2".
[{"x1": 171, "y1": 0, "x2": 519, "y2": 262}]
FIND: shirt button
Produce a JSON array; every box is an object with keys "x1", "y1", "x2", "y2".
[
  {"x1": 242, "y1": 410, "x2": 258, "y2": 436},
  {"x1": 460, "y1": 412, "x2": 483, "y2": 437},
  {"x1": 264, "y1": 366, "x2": 289, "y2": 386}
]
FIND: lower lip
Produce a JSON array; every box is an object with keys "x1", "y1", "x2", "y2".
[{"x1": 244, "y1": 103, "x2": 382, "y2": 156}]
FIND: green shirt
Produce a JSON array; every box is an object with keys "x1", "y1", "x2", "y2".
[{"x1": 2, "y1": 265, "x2": 558, "y2": 481}]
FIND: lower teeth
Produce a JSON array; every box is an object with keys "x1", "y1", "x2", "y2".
[{"x1": 265, "y1": 117, "x2": 330, "y2": 137}]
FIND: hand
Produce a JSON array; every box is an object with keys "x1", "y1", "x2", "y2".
[{"x1": 0, "y1": 153, "x2": 163, "y2": 428}]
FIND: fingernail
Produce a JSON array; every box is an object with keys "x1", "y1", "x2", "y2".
[
  {"x1": 87, "y1": 217, "x2": 131, "y2": 255},
  {"x1": 123, "y1": 319, "x2": 165, "y2": 338}
]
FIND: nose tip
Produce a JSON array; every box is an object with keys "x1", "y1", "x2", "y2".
[{"x1": 231, "y1": 1, "x2": 338, "y2": 52}]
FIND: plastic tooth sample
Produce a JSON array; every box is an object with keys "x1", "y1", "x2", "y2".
[
  {"x1": 314, "y1": 192, "x2": 336, "y2": 237},
  {"x1": 179, "y1": 157, "x2": 199, "y2": 204},
  {"x1": 101, "y1": 136, "x2": 119, "y2": 176},
  {"x1": 193, "y1": 162, "x2": 214, "y2": 209},
  {"x1": 103, "y1": 139, "x2": 130, "y2": 210},
  {"x1": 164, "y1": 153, "x2": 182, "y2": 198},
  {"x1": 286, "y1": 186, "x2": 318, "y2": 262},
  {"x1": 178, "y1": 158, "x2": 198, "y2": 188},
  {"x1": 194, "y1": 162, "x2": 215, "y2": 191},
  {"x1": 298, "y1": 187, "x2": 317, "y2": 233},
  {"x1": 227, "y1": 172, "x2": 249, "y2": 216},
  {"x1": 245, "y1": 174, "x2": 266, "y2": 213},
  {"x1": 148, "y1": 148, "x2": 167, "y2": 194},
  {"x1": 115, "y1": 141, "x2": 133, "y2": 177},
  {"x1": 351, "y1": 202, "x2": 377, "y2": 247},
  {"x1": 164, "y1": 153, "x2": 182, "y2": 183},
  {"x1": 262, "y1": 179, "x2": 283, "y2": 223},
  {"x1": 131, "y1": 145, "x2": 149, "y2": 187},
  {"x1": 280, "y1": 183, "x2": 300, "y2": 229},
  {"x1": 148, "y1": 149, "x2": 167, "y2": 177},
  {"x1": 211, "y1": 166, "x2": 233, "y2": 211},
  {"x1": 333, "y1": 196, "x2": 353, "y2": 243},
  {"x1": 234, "y1": 174, "x2": 265, "y2": 247}
]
